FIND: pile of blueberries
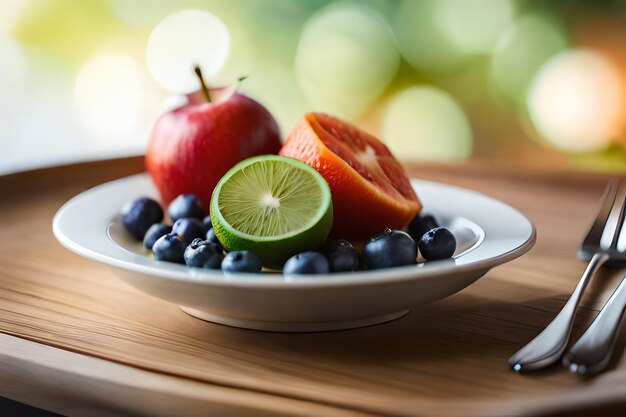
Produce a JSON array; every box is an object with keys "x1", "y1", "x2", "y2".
[
  {"x1": 121, "y1": 194, "x2": 261, "y2": 273},
  {"x1": 121, "y1": 194, "x2": 457, "y2": 275}
]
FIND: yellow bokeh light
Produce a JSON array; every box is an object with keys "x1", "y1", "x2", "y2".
[{"x1": 74, "y1": 53, "x2": 144, "y2": 147}]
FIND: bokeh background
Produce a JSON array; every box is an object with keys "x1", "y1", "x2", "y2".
[{"x1": 1, "y1": 0, "x2": 625, "y2": 174}]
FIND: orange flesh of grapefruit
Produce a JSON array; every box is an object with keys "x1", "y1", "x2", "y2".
[{"x1": 279, "y1": 113, "x2": 422, "y2": 239}]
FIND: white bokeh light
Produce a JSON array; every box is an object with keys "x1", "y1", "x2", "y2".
[
  {"x1": 0, "y1": 0, "x2": 28, "y2": 35},
  {"x1": 74, "y1": 53, "x2": 144, "y2": 147},
  {"x1": 527, "y1": 50, "x2": 625, "y2": 152},
  {"x1": 146, "y1": 10, "x2": 230, "y2": 93},
  {"x1": 0, "y1": 37, "x2": 27, "y2": 84}
]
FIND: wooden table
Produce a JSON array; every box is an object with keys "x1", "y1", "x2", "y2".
[{"x1": 1, "y1": 157, "x2": 625, "y2": 417}]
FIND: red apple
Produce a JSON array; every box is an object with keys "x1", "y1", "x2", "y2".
[{"x1": 146, "y1": 88, "x2": 282, "y2": 210}]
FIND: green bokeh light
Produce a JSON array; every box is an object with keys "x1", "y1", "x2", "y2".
[
  {"x1": 572, "y1": 145, "x2": 626, "y2": 173},
  {"x1": 393, "y1": 0, "x2": 470, "y2": 75},
  {"x1": 490, "y1": 12, "x2": 568, "y2": 104},
  {"x1": 295, "y1": 2, "x2": 400, "y2": 119},
  {"x1": 382, "y1": 86, "x2": 473, "y2": 161},
  {"x1": 437, "y1": 0, "x2": 515, "y2": 54},
  {"x1": 3, "y1": 0, "x2": 624, "y2": 171}
]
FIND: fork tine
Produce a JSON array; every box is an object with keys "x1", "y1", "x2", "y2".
[
  {"x1": 581, "y1": 180, "x2": 619, "y2": 252},
  {"x1": 610, "y1": 194, "x2": 625, "y2": 250}
]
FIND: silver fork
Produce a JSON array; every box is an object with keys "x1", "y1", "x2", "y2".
[{"x1": 509, "y1": 180, "x2": 626, "y2": 372}]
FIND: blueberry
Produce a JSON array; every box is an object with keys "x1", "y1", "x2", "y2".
[
  {"x1": 143, "y1": 223, "x2": 172, "y2": 250},
  {"x1": 323, "y1": 239, "x2": 360, "y2": 272},
  {"x1": 152, "y1": 233, "x2": 185, "y2": 263},
  {"x1": 172, "y1": 218, "x2": 205, "y2": 245},
  {"x1": 168, "y1": 194, "x2": 205, "y2": 222},
  {"x1": 205, "y1": 228, "x2": 224, "y2": 252},
  {"x1": 283, "y1": 252, "x2": 329, "y2": 274},
  {"x1": 419, "y1": 227, "x2": 456, "y2": 261},
  {"x1": 121, "y1": 197, "x2": 163, "y2": 241},
  {"x1": 184, "y1": 239, "x2": 223, "y2": 269},
  {"x1": 408, "y1": 214, "x2": 439, "y2": 242},
  {"x1": 363, "y1": 228, "x2": 417, "y2": 269},
  {"x1": 221, "y1": 251, "x2": 263, "y2": 273},
  {"x1": 202, "y1": 215, "x2": 212, "y2": 231}
]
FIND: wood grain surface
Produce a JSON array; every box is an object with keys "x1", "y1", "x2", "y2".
[{"x1": 1, "y1": 157, "x2": 625, "y2": 417}]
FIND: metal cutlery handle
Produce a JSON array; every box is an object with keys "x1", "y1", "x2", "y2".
[
  {"x1": 509, "y1": 252, "x2": 610, "y2": 372},
  {"x1": 563, "y1": 274, "x2": 626, "y2": 375}
]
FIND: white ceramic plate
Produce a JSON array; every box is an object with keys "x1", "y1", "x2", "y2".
[{"x1": 53, "y1": 174, "x2": 535, "y2": 332}]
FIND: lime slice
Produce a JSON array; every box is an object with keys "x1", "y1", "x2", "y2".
[{"x1": 210, "y1": 155, "x2": 333, "y2": 268}]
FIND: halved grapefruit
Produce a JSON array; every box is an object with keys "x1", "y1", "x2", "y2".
[{"x1": 280, "y1": 112, "x2": 422, "y2": 239}]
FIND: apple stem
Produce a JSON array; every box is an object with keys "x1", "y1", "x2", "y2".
[{"x1": 194, "y1": 65, "x2": 211, "y2": 103}]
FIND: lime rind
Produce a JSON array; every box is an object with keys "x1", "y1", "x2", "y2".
[
  {"x1": 218, "y1": 159, "x2": 326, "y2": 237},
  {"x1": 212, "y1": 155, "x2": 331, "y2": 241},
  {"x1": 210, "y1": 155, "x2": 333, "y2": 268}
]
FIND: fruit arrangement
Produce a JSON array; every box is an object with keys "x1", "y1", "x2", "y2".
[
  {"x1": 122, "y1": 191, "x2": 455, "y2": 273},
  {"x1": 121, "y1": 75, "x2": 456, "y2": 274}
]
